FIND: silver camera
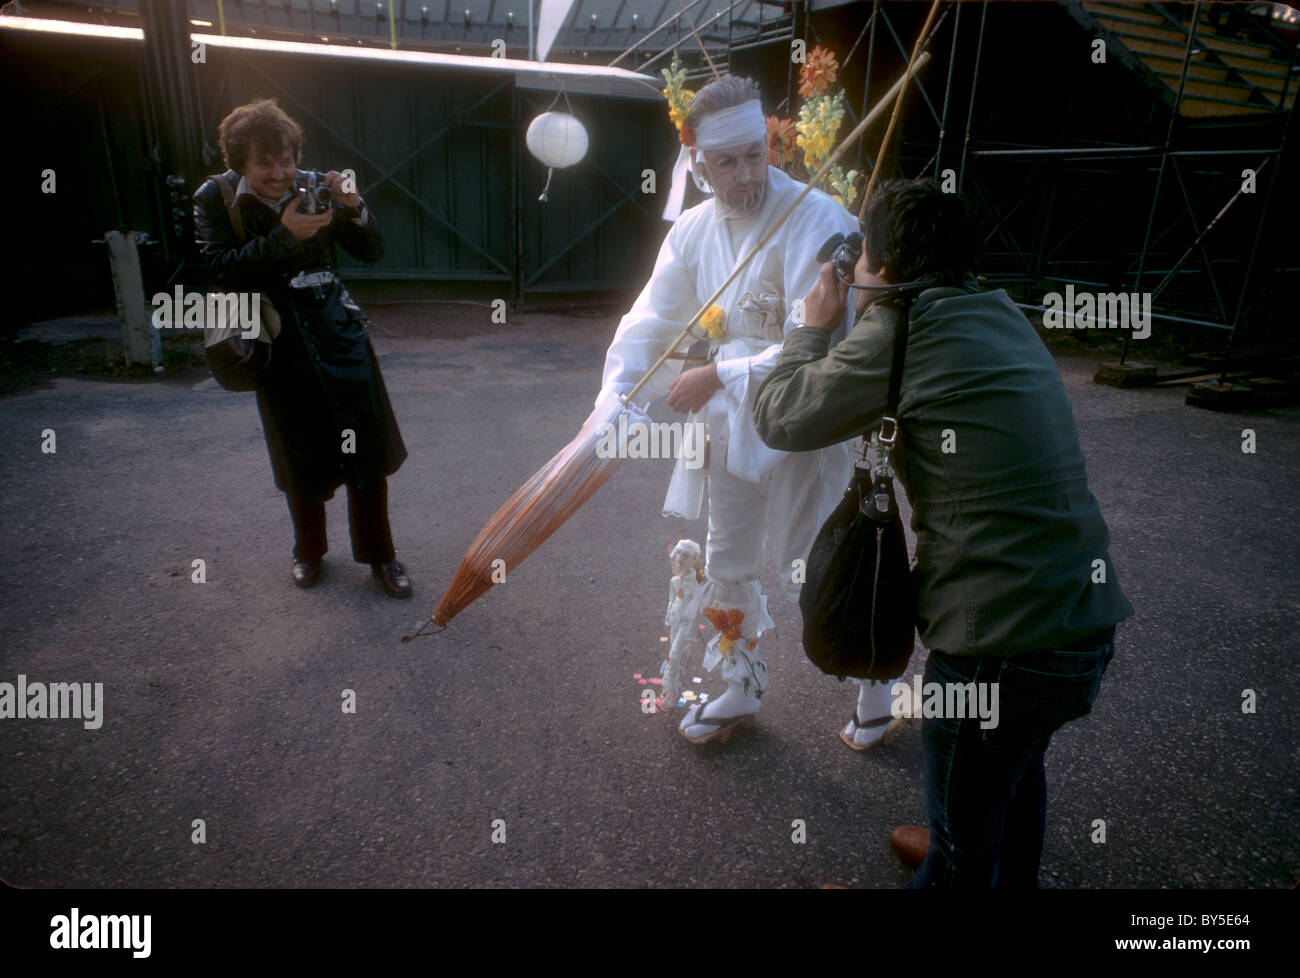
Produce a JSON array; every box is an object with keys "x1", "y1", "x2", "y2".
[{"x1": 295, "y1": 171, "x2": 334, "y2": 215}]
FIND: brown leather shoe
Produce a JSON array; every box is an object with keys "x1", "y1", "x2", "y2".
[
  {"x1": 889, "y1": 825, "x2": 930, "y2": 870},
  {"x1": 371, "y1": 560, "x2": 412, "y2": 599},
  {"x1": 292, "y1": 559, "x2": 322, "y2": 588}
]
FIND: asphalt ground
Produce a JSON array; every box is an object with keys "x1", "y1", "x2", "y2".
[{"x1": 1, "y1": 301, "x2": 1297, "y2": 889}]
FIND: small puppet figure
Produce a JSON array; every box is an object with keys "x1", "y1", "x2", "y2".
[{"x1": 661, "y1": 539, "x2": 706, "y2": 708}]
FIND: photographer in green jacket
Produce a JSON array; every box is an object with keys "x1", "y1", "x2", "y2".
[{"x1": 753, "y1": 178, "x2": 1134, "y2": 888}]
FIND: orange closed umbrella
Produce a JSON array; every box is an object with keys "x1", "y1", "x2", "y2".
[{"x1": 405, "y1": 391, "x2": 645, "y2": 639}]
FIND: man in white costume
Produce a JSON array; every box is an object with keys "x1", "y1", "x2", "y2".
[{"x1": 597, "y1": 76, "x2": 898, "y2": 745}]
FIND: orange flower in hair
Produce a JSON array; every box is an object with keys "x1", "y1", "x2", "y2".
[{"x1": 679, "y1": 125, "x2": 696, "y2": 147}]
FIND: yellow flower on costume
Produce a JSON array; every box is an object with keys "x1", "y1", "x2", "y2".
[
  {"x1": 717, "y1": 636, "x2": 735, "y2": 656},
  {"x1": 699, "y1": 305, "x2": 725, "y2": 341}
]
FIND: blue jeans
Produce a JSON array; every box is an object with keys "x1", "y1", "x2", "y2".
[{"x1": 907, "y1": 628, "x2": 1115, "y2": 888}]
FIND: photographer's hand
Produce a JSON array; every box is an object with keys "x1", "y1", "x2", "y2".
[
  {"x1": 802, "y1": 261, "x2": 850, "y2": 331},
  {"x1": 280, "y1": 192, "x2": 333, "y2": 241},
  {"x1": 323, "y1": 170, "x2": 362, "y2": 209}
]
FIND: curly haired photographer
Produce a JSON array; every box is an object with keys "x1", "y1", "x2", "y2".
[{"x1": 193, "y1": 97, "x2": 412, "y2": 598}]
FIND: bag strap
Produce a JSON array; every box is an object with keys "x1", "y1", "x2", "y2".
[
  {"x1": 855, "y1": 292, "x2": 921, "y2": 517},
  {"x1": 207, "y1": 172, "x2": 284, "y2": 343},
  {"x1": 857, "y1": 288, "x2": 922, "y2": 469},
  {"x1": 212, "y1": 171, "x2": 244, "y2": 244},
  {"x1": 879, "y1": 293, "x2": 915, "y2": 448}
]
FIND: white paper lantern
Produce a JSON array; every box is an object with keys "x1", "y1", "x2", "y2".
[
  {"x1": 526, "y1": 112, "x2": 588, "y2": 168},
  {"x1": 526, "y1": 112, "x2": 588, "y2": 202}
]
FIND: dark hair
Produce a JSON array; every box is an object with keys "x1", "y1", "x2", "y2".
[
  {"x1": 217, "y1": 97, "x2": 303, "y2": 173},
  {"x1": 860, "y1": 178, "x2": 980, "y2": 285}
]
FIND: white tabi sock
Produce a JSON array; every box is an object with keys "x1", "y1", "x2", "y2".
[
  {"x1": 679, "y1": 681, "x2": 761, "y2": 735},
  {"x1": 844, "y1": 679, "x2": 896, "y2": 748}
]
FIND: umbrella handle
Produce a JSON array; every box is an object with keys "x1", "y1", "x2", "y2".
[{"x1": 623, "y1": 50, "x2": 933, "y2": 406}]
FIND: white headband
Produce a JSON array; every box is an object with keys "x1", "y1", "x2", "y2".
[
  {"x1": 694, "y1": 99, "x2": 767, "y2": 150},
  {"x1": 662, "y1": 99, "x2": 767, "y2": 221}
]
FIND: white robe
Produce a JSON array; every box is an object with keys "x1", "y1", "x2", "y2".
[{"x1": 599, "y1": 165, "x2": 855, "y2": 598}]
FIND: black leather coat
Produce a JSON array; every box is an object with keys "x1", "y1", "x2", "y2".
[{"x1": 193, "y1": 169, "x2": 406, "y2": 505}]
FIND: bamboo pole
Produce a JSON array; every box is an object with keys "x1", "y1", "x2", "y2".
[
  {"x1": 608, "y1": 0, "x2": 713, "y2": 68},
  {"x1": 678, "y1": 0, "x2": 722, "y2": 80},
  {"x1": 859, "y1": 0, "x2": 943, "y2": 219}
]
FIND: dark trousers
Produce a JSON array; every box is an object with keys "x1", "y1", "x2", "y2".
[
  {"x1": 906, "y1": 628, "x2": 1116, "y2": 888},
  {"x1": 287, "y1": 477, "x2": 395, "y2": 565}
]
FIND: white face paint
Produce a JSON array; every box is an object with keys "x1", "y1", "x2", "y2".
[{"x1": 696, "y1": 139, "x2": 768, "y2": 219}]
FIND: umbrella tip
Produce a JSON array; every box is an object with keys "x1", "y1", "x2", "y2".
[{"x1": 402, "y1": 617, "x2": 448, "y2": 642}]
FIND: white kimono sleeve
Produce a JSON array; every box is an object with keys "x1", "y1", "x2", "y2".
[{"x1": 599, "y1": 219, "x2": 701, "y2": 409}]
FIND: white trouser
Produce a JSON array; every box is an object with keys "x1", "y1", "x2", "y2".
[
  {"x1": 671, "y1": 389, "x2": 851, "y2": 703},
  {"x1": 704, "y1": 424, "x2": 844, "y2": 598},
  {"x1": 698, "y1": 422, "x2": 829, "y2": 699}
]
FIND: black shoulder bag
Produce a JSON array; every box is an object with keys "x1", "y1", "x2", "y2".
[
  {"x1": 202, "y1": 172, "x2": 281, "y2": 392},
  {"x1": 799, "y1": 290, "x2": 920, "y2": 681}
]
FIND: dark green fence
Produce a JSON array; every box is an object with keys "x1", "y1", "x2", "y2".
[{"x1": 3, "y1": 25, "x2": 671, "y2": 317}]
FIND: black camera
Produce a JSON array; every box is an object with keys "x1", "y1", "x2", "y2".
[
  {"x1": 817, "y1": 231, "x2": 864, "y2": 283},
  {"x1": 296, "y1": 171, "x2": 334, "y2": 214}
]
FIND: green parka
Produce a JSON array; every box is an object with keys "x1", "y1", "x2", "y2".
[{"x1": 754, "y1": 281, "x2": 1134, "y2": 657}]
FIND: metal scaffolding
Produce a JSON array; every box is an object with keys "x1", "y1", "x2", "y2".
[{"x1": 943, "y1": 1, "x2": 1294, "y2": 378}]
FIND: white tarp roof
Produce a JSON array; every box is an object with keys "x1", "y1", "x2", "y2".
[{"x1": 0, "y1": 14, "x2": 665, "y2": 99}]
